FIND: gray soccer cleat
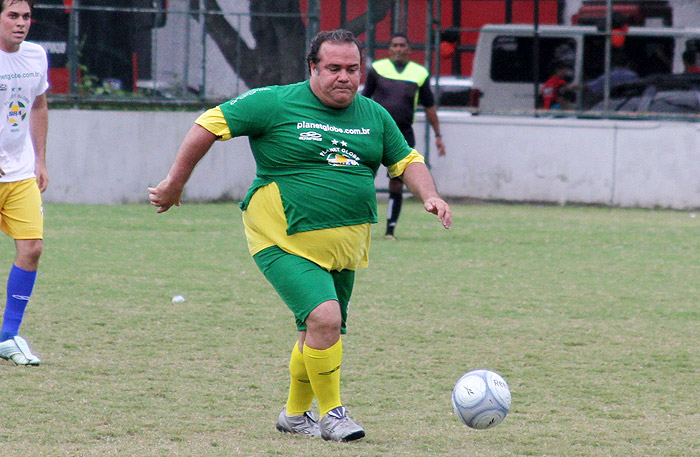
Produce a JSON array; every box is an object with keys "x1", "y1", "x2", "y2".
[
  {"x1": 275, "y1": 409, "x2": 321, "y2": 438},
  {"x1": 0, "y1": 336, "x2": 41, "y2": 366},
  {"x1": 319, "y1": 406, "x2": 365, "y2": 442}
]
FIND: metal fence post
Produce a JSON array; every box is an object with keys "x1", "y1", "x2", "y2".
[
  {"x1": 424, "y1": 0, "x2": 436, "y2": 168},
  {"x1": 305, "y1": 0, "x2": 320, "y2": 79},
  {"x1": 67, "y1": 0, "x2": 80, "y2": 99},
  {"x1": 603, "y1": 0, "x2": 612, "y2": 111},
  {"x1": 183, "y1": 1, "x2": 191, "y2": 95},
  {"x1": 200, "y1": 0, "x2": 206, "y2": 99},
  {"x1": 307, "y1": 0, "x2": 320, "y2": 50},
  {"x1": 365, "y1": 0, "x2": 375, "y2": 65},
  {"x1": 533, "y1": 0, "x2": 540, "y2": 112}
]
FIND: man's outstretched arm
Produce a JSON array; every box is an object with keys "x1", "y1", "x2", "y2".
[{"x1": 148, "y1": 124, "x2": 217, "y2": 213}]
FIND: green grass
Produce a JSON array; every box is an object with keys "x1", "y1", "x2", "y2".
[{"x1": 3, "y1": 201, "x2": 700, "y2": 456}]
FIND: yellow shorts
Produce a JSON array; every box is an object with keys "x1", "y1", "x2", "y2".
[
  {"x1": 0, "y1": 178, "x2": 43, "y2": 240},
  {"x1": 242, "y1": 182, "x2": 370, "y2": 272}
]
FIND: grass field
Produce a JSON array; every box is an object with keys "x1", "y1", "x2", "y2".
[{"x1": 2, "y1": 200, "x2": 700, "y2": 456}]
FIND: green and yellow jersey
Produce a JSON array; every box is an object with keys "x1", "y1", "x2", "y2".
[{"x1": 195, "y1": 80, "x2": 424, "y2": 271}]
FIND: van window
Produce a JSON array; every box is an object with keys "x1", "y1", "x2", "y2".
[
  {"x1": 582, "y1": 35, "x2": 674, "y2": 80},
  {"x1": 490, "y1": 36, "x2": 576, "y2": 83}
]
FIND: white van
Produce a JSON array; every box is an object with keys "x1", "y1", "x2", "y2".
[{"x1": 470, "y1": 24, "x2": 700, "y2": 112}]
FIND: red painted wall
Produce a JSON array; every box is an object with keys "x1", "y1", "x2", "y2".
[{"x1": 301, "y1": 0, "x2": 560, "y2": 76}]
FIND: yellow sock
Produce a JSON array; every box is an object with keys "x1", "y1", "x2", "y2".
[
  {"x1": 285, "y1": 342, "x2": 315, "y2": 416},
  {"x1": 303, "y1": 338, "x2": 343, "y2": 417}
]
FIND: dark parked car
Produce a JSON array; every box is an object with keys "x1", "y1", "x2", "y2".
[
  {"x1": 587, "y1": 73, "x2": 700, "y2": 118},
  {"x1": 359, "y1": 76, "x2": 473, "y2": 108}
]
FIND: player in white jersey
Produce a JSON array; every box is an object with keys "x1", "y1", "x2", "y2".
[{"x1": 0, "y1": 0, "x2": 49, "y2": 366}]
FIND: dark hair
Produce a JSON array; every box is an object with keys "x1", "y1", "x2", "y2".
[
  {"x1": 390, "y1": 33, "x2": 409, "y2": 43},
  {"x1": 440, "y1": 28, "x2": 460, "y2": 44},
  {"x1": 683, "y1": 50, "x2": 697, "y2": 66},
  {"x1": 306, "y1": 29, "x2": 362, "y2": 71},
  {"x1": 1, "y1": 0, "x2": 35, "y2": 13},
  {"x1": 611, "y1": 49, "x2": 630, "y2": 68},
  {"x1": 551, "y1": 60, "x2": 571, "y2": 73}
]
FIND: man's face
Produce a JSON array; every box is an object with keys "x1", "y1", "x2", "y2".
[
  {"x1": 0, "y1": 0, "x2": 31, "y2": 53},
  {"x1": 309, "y1": 41, "x2": 361, "y2": 109},
  {"x1": 388, "y1": 36, "x2": 410, "y2": 65}
]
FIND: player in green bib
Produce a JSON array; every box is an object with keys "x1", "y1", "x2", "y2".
[{"x1": 149, "y1": 29, "x2": 452, "y2": 442}]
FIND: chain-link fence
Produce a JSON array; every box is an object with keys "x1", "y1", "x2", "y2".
[
  {"x1": 30, "y1": 0, "x2": 700, "y2": 119},
  {"x1": 465, "y1": 23, "x2": 700, "y2": 120},
  {"x1": 33, "y1": 0, "x2": 320, "y2": 107}
]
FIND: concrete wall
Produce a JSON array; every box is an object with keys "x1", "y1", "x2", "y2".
[
  {"x1": 44, "y1": 109, "x2": 700, "y2": 210},
  {"x1": 44, "y1": 110, "x2": 257, "y2": 205},
  {"x1": 426, "y1": 112, "x2": 700, "y2": 209}
]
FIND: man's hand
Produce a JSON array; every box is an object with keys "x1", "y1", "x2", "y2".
[
  {"x1": 148, "y1": 178, "x2": 183, "y2": 213},
  {"x1": 423, "y1": 196, "x2": 452, "y2": 229},
  {"x1": 401, "y1": 162, "x2": 452, "y2": 230},
  {"x1": 35, "y1": 162, "x2": 48, "y2": 192},
  {"x1": 147, "y1": 124, "x2": 217, "y2": 214},
  {"x1": 436, "y1": 136, "x2": 446, "y2": 157}
]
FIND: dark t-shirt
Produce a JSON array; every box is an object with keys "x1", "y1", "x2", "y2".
[{"x1": 361, "y1": 59, "x2": 435, "y2": 147}]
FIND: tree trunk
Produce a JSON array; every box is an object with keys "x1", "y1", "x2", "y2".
[
  {"x1": 194, "y1": 0, "x2": 395, "y2": 89},
  {"x1": 199, "y1": 0, "x2": 305, "y2": 88}
]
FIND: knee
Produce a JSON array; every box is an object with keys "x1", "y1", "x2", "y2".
[
  {"x1": 26, "y1": 242, "x2": 43, "y2": 263},
  {"x1": 304, "y1": 301, "x2": 342, "y2": 350},
  {"x1": 16, "y1": 240, "x2": 43, "y2": 269},
  {"x1": 306, "y1": 300, "x2": 342, "y2": 334}
]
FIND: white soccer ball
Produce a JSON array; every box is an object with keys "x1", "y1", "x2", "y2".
[{"x1": 452, "y1": 369, "x2": 511, "y2": 429}]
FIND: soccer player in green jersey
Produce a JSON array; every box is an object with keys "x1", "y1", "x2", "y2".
[{"x1": 148, "y1": 29, "x2": 452, "y2": 442}]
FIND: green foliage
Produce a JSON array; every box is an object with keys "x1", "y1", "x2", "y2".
[
  {"x1": 2, "y1": 202, "x2": 700, "y2": 456},
  {"x1": 52, "y1": 64, "x2": 212, "y2": 110}
]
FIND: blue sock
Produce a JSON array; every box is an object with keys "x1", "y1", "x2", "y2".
[{"x1": 0, "y1": 265, "x2": 37, "y2": 342}]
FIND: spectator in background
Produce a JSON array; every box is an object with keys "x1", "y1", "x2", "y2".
[
  {"x1": 439, "y1": 27, "x2": 460, "y2": 62},
  {"x1": 585, "y1": 51, "x2": 639, "y2": 96},
  {"x1": 647, "y1": 43, "x2": 672, "y2": 75},
  {"x1": 540, "y1": 62, "x2": 572, "y2": 110},
  {"x1": 564, "y1": 51, "x2": 639, "y2": 108},
  {"x1": 362, "y1": 33, "x2": 446, "y2": 240},
  {"x1": 682, "y1": 50, "x2": 700, "y2": 73}
]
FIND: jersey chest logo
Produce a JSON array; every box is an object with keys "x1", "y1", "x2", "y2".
[
  {"x1": 320, "y1": 139, "x2": 362, "y2": 167},
  {"x1": 299, "y1": 131, "x2": 323, "y2": 141},
  {"x1": 7, "y1": 101, "x2": 27, "y2": 128}
]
